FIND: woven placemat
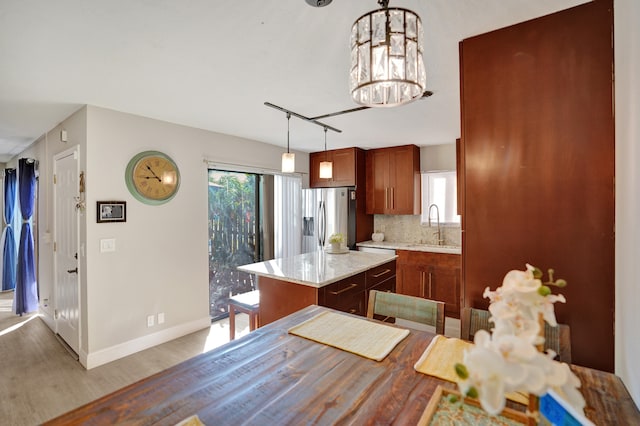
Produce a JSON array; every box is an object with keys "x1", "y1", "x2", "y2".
[
  {"x1": 288, "y1": 311, "x2": 410, "y2": 361},
  {"x1": 414, "y1": 335, "x2": 473, "y2": 380},
  {"x1": 175, "y1": 414, "x2": 205, "y2": 426},
  {"x1": 414, "y1": 335, "x2": 528, "y2": 406}
]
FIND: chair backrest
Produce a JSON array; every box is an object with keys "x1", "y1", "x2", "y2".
[
  {"x1": 460, "y1": 307, "x2": 572, "y2": 363},
  {"x1": 367, "y1": 290, "x2": 445, "y2": 335},
  {"x1": 460, "y1": 306, "x2": 492, "y2": 341},
  {"x1": 543, "y1": 322, "x2": 572, "y2": 364}
]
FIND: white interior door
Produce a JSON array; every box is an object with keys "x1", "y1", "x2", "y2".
[{"x1": 54, "y1": 148, "x2": 80, "y2": 354}]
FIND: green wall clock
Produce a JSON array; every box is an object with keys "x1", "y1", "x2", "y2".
[{"x1": 125, "y1": 151, "x2": 180, "y2": 205}]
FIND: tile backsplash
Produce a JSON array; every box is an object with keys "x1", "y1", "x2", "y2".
[{"x1": 373, "y1": 215, "x2": 461, "y2": 247}]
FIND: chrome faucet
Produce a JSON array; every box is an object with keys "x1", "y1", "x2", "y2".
[{"x1": 428, "y1": 203, "x2": 444, "y2": 246}]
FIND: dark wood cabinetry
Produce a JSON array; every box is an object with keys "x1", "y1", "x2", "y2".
[
  {"x1": 260, "y1": 260, "x2": 396, "y2": 325},
  {"x1": 365, "y1": 261, "x2": 396, "y2": 304},
  {"x1": 460, "y1": 1, "x2": 614, "y2": 371},
  {"x1": 320, "y1": 272, "x2": 366, "y2": 316},
  {"x1": 365, "y1": 144, "x2": 421, "y2": 215},
  {"x1": 320, "y1": 260, "x2": 396, "y2": 316},
  {"x1": 310, "y1": 147, "x2": 364, "y2": 188},
  {"x1": 396, "y1": 250, "x2": 460, "y2": 318},
  {"x1": 309, "y1": 146, "x2": 373, "y2": 246}
]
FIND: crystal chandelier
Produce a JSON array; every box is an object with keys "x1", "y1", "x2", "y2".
[
  {"x1": 281, "y1": 113, "x2": 295, "y2": 173},
  {"x1": 350, "y1": 0, "x2": 426, "y2": 107}
]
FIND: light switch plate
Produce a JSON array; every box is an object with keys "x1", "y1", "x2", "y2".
[
  {"x1": 147, "y1": 315, "x2": 155, "y2": 327},
  {"x1": 100, "y1": 238, "x2": 116, "y2": 252}
]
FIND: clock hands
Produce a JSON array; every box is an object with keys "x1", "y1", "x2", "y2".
[{"x1": 145, "y1": 164, "x2": 163, "y2": 182}]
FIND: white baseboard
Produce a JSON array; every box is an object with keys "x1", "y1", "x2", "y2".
[
  {"x1": 81, "y1": 316, "x2": 211, "y2": 369},
  {"x1": 39, "y1": 309, "x2": 56, "y2": 331}
]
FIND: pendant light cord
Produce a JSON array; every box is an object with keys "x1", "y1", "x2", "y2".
[
  {"x1": 324, "y1": 127, "x2": 328, "y2": 160},
  {"x1": 286, "y1": 113, "x2": 291, "y2": 153}
]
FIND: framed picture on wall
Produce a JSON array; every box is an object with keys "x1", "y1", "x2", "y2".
[{"x1": 97, "y1": 201, "x2": 126, "y2": 223}]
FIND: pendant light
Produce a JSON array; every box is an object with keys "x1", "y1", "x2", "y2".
[
  {"x1": 349, "y1": 0, "x2": 426, "y2": 107},
  {"x1": 281, "y1": 113, "x2": 295, "y2": 173},
  {"x1": 319, "y1": 127, "x2": 333, "y2": 179}
]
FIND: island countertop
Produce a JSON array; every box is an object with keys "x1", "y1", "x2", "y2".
[{"x1": 237, "y1": 250, "x2": 397, "y2": 288}]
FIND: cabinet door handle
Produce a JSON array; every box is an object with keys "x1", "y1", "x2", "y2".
[
  {"x1": 420, "y1": 272, "x2": 425, "y2": 298},
  {"x1": 371, "y1": 269, "x2": 391, "y2": 278},
  {"x1": 385, "y1": 187, "x2": 389, "y2": 209},
  {"x1": 329, "y1": 283, "x2": 359, "y2": 295},
  {"x1": 391, "y1": 187, "x2": 395, "y2": 209},
  {"x1": 428, "y1": 271, "x2": 433, "y2": 297}
]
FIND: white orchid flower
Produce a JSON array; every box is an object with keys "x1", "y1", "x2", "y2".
[
  {"x1": 459, "y1": 337, "x2": 509, "y2": 416},
  {"x1": 554, "y1": 363, "x2": 587, "y2": 412},
  {"x1": 455, "y1": 264, "x2": 585, "y2": 417}
]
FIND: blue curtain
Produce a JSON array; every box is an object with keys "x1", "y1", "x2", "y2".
[
  {"x1": 15, "y1": 159, "x2": 38, "y2": 315},
  {"x1": 2, "y1": 168, "x2": 17, "y2": 292}
]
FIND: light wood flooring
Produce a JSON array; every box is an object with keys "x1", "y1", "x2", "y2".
[
  {"x1": 0, "y1": 291, "x2": 252, "y2": 425},
  {"x1": 0, "y1": 290, "x2": 459, "y2": 425}
]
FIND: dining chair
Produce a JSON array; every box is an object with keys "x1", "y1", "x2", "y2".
[
  {"x1": 460, "y1": 307, "x2": 572, "y2": 363},
  {"x1": 367, "y1": 290, "x2": 445, "y2": 335}
]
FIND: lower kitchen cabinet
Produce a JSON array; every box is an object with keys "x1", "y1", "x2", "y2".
[
  {"x1": 259, "y1": 260, "x2": 396, "y2": 325},
  {"x1": 396, "y1": 250, "x2": 461, "y2": 319},
  {"x1": 320, "y1": 272, "x2": 366, "y2": 316},
  {"x1": 320, "y1": 260, "x2": 397, "y2": 317}
]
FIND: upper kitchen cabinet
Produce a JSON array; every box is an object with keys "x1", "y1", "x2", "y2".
[
  {"x1": 309, "y1": 147, "x2": 365, "y2": 188},
  {"x1": 365, "y1": 144, "x2": 421, "y2": 215}
]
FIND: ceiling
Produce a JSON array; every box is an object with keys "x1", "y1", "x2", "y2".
[{"x1": 0, "y1": 0, "x2": 588, "y2": 163}]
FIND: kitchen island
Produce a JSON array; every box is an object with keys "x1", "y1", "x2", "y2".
[{"x1": 238, "y1": 250, "x2": 396, "y2": 325}]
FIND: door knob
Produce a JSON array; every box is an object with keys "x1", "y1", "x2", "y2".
[{"x1": 67, "y1": 267, "x2": 78, "y2": 274}]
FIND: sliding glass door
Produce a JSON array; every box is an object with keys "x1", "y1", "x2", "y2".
[{"x1": 208, "y1": 170, "x2": 260, "y2": 320}]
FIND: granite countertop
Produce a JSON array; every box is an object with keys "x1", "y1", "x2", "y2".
[
  {"x1": 237, "y1": 250, "x2": 397, "y2": 288},
  {"x1": 357, "y1": 240, "x2": 462, "y2": 255}
]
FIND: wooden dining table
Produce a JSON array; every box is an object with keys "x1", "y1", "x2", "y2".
[{"x1": 44, "y1": 305, "x2": 639, "y2": 425}]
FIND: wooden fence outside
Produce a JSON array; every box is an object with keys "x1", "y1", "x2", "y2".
[{"x1": 208, "y1": 216, "x2": 257, "y2": 319}]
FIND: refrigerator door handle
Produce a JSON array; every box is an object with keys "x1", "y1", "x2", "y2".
[{"x1": 318, "y1": 200, "x2": 326, "y2": 247}]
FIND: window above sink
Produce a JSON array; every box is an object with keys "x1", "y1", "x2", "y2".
[{"x1": 420, "y1": 171, "x2": 460, "y2": 225}]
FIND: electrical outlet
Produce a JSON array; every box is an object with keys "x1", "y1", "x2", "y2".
[
  {"x1": 147, "y1": 315, "x2": 155, "y2": 327},
  {"x1": 158, "y1": 312, "x2": 165, "y2": 324}
]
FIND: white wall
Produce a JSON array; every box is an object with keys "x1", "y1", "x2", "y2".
[
  {"x1": 17, "y1": 105, "x2": 308, "y2": 368},
  {"x1": 81, "y1": 106, "x2": 309, "y2": 367},
  {"x1": 420, "y1": 143, "x2": 456, "y2": 171},
  {"x1": 615, "y1": 0, "x2": 640, "y2": 407}
]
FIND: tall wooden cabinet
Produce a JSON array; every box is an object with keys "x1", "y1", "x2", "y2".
[
  {"x1": 365, "y1": 144, "x2": 421, "y2": 215},
  {"x1": 396, "y1": 250, "x2": 461, "y2": 319},
  {"x1": 460, "y1": 1, "x2": 614, "y2": 371}
]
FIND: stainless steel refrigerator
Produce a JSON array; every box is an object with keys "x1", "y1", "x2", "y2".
[{"x1": 302, "y1": 187, "x2": 357, "y2": 253}]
